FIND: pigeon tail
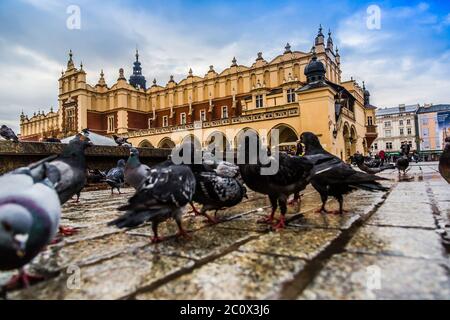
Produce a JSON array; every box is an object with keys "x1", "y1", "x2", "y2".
[{"x1": 108, "y1": 207, "x2": 171, "y2": 228}]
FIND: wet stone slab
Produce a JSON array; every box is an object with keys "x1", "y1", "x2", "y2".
[
  {"x1": 345, "y1": 225, "x2": 446, "y2": 260},
  {"x1": 238, "y1": 228, "x2": 340, "y2": 260},
  {"x1": 137, "y1": 251, "x2": 306, "y2": 300},
  {"x1": 299, "y1": 252, "x2": 450, "y2": 300},
  {"x1": 366, "y1": 204, "x2": 436, "y2": 229},
  {"x1": 10, "y1": 248, "x2": 194, "y2": 300}
]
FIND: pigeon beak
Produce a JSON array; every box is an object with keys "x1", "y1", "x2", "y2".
[{"x1": 13, "y1": 233, "x2": 29, "y2": 258}]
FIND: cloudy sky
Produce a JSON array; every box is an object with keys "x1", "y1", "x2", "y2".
[{"x1": 0, "y1": 0, "x2": 449, "y2": 132}]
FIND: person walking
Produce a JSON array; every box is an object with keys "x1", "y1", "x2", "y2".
[{"x1": 379, "y1": 149, "x2": 386, "y2": 166}]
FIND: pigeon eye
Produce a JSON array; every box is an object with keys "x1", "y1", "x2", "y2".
[{"x1": 2, "y1": 221, "x2": 12, "y2": 232}]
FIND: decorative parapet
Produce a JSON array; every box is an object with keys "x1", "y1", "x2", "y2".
[{"x1": 126, "y1": 106, "x2": 299, "y2": 138}]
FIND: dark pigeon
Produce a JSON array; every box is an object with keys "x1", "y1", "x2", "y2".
[
  {"x1": 300, "y1": 132, "x2": 388, "y2": 215},
  {"x1": 353, "y1": 153, "x2": 395, "y2": 174},
  {"x1": 439, "y1": 137, "x2": 450, "y2": 183},
  {"x1": 396, "y1": 144, "x2": 410, "y2": 175},
  {"x1": 191, "y1": 160, "x2": 247, "y2": 223},
  {"x1": 0, "y1": 125, "x2": 19, "y2": 142},
  {"x1": 105, "y1": 159, "x2": 126, "y2": 194},
  {"x1": 0, "y1": 167, "x2": 60, "y2": 291},
  {"x1": 108, "y1": 158, "x2": 196, "y2": 243},
  {"x1": 113, "y1": 135, "x2": 132, "y2": 147},
  {"x1": 238, "y1": 132, "x2": 313, "y2": 229},
  {"x1": 124, "y1": 148, "x2": 151, "y2": 189}
]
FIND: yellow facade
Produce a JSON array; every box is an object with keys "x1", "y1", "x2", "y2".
[{"x1": 20, "y1": 27, "x2": 377, "y2": 160}]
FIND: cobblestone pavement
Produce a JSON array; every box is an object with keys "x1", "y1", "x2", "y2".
[{"x1": 1, "y1": 162, "x2": 449, "y2": 299}]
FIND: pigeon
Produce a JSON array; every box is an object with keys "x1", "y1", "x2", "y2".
[
  {"x1": 439, "y1": 137, "x2": 450, "y2": 184},
  {"x1": 81, "y1": 128, "x2": 90, "y2": 137},
  {"x1": 105, "y1": 159, "x2": 126, "y2": 194},
  {"x1": 124, "y1": 148, "x2": 151, "y2": 189},
  {"x1": 26, "y1": 134, "x2": 92, "y2": 236},
  {"x1": 0, "y1": 125, "x2": 19, "y2": 142},
  {"x1": 113, "y1": 135, "x2": 132, "y2": 147},
  {"x1": 86, "y1": 169, "x2": 106, "y2": 184},
  {"x1": 396, "y1": 144, "x2": 410, "y2": 175},
  {"x1": 191, "y1": 159, "x2": 247, "y2": 223},
  {"x1": 300, "y1": 132, "x2": 388, "y2": 215},
  {"x1": 0, "y1": 167, "x2": 60, "y2": 291},
  {"x1": 353, "y1": 153, "x2": 395, "y2": 174},
  {"x1": 108, "y1": 155, "x2": 196, "y2": 243},
  {"x1": 238, "y1": 132, "x2": 313, "y2": 229}
]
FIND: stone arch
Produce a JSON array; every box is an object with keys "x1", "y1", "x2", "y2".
[
  {"x1": 350, "y1": 125, "x2": 357, "y2": 155},
  {"x1": 234, "y1": 127, "x2": 260, "y2": 149},
  {"x1": 138, "y1": 139, "x2": 154, "y2": 148},
  {"x1": 205, "y1": 131, "x2": 231, "y2": 154},
  {"x1": 264, "y1": 70, "x2": 271, "y2": 87},
  {"x1": 268, "y1": 123, "x2": 298, "y2": 150},
  {"x1": 343, "y1": 122, "x2": 351, "y2": 160},
  {"x1": 237, "y1": 76, "x2": 244, "y2": 93},
  {"x1": 181, "y1": 134, "x2": 202, "y2": 149},
  {"x1": 158, "y1": 137, "x2": 176, "y2": 149}
]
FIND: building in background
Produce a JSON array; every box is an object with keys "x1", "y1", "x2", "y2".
[
  {"x1": 416, "y1": 104, "x2": 450, "y2": 161},
  {"x1": 19, "y1": 26, "x2": 377, "y2": 159},
  {"x1": 372, "y1": 104, "x2": 418, "y2": 157}
]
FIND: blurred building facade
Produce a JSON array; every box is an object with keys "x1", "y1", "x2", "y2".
[
  {"x1": 20, "y1": 26, "x2": 377, "y2": 159},
  {"x1": 372, "y1": 104, "x2": 419, "y2": 156}
]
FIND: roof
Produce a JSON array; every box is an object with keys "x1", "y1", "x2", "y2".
[
  {"x1": 61, "y1": 132, "x2": 117, "y2": 146},
  {"x1": 416, "y1": 104, "x2": 450, "y2": 114},
  {"x1": 376, "y1": 104, "x2": 418, "y2": 116}
]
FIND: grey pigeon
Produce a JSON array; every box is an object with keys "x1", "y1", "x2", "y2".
[
  {"x1": 108, "y1": 158, "x2": 196, "y2": 243},
  {"x1": 113, "y1": 135, "x2": 132, "y2": 147},
  {"x1": 238, "y1": 132, "x2": 313, "y2": 229},
  {"x1": 301, "y1": 132, "x2": 388, "y2": 215},
  {"x1": 124, "y1": 148, "x2": 151, "y2": 189},
  {"x1": 26, "y1": 134, "x2": 92, "y2": 236},
  {"x1": 0, "y1": 168, "x2": 60, "y2": 290},
  {"x1": 0, "y1": 125, "x2": 19, "y2": 142},
  {"x1": 105, "y1": 159, "x2": 126, "y2": 194}
]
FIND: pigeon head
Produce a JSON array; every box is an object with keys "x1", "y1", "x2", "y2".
[
  {"x1": 0, "y1": 204, "x2": 33, "y2": 258},
  {"x1": 300, "y1": 132, "x2": 323, "y2": 152},
  {"x1": 117, "y1": 159, "x2": 126, "y2": 167},
  {"x1": 129, "y1": 148, "x2": 139, "y2": 157}
]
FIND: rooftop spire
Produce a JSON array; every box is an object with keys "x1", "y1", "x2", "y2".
[
  {"x1": 315, "y1": 24, "x2": 325, "y2": 46},
  {"x1": 129, "y1": 49, "x2": 146, "y2": 89},
  {"x1": 67, "y1": 49, "x2": 75, "y2": 70},
  {"x1": 231, "y1": 56, "x2": 237, "y2": 67},
  {"x1": 327, "y1": 29, "x2": 334, "y2": 51}
]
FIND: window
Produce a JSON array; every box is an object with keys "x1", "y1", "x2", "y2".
[
  {"x1": 422, "y1": 118, "x2": 428, "y2": 125},
  {"x1": 287, "y1": 89, "x2": 296, "y2": 103},
  {"x1": 373, "y1": 143, "x2": 378, "y2": 150},
  {"x1": 367, "y1": 116, "x2": 373, "y2": 126},
  {"x1": 399, "y1": 120, "x2": 403, "y2": 126},
  {"x1": 200, "y1": 110, "x2": 206, "y2": 122},
  {"x1": 386, "y1": 142, "x2": 393, "y2": 150},
  {"x1": 180, "y1": 113, "x2": 186, "y2": 125},
  {"x1": 385, "y1": 130, "x2": 391, "y2": 137},
  {"x1": 407, "y1": 127, "x2": 412, "y2": 135},
  {"x1": 162, "y1": 115, "x2": 168, "y2": 127},
  {"x1": 107, "y1": 115, "x2": 115, "y2": 133},
  {"x1": 255, "y1": 95, "x2": 264, "y2": 108},
  {"x1": 406, "y1": 119, "x2": 411, "y2": 125},
  {"x1": 423, "y1": 128, "x2": 429, "y2": 137},
  {"x1": 384, "y1": 121, "x2": 391, "y2": 127},
  {"x1": 221, "y1": 106, "x2": 228, "y2": 119},
  {"x1": 65, "y1": 107, "x2": 76, "y2": 131},
  {"x1": 400, "y1": 128, "x2": 404, "y2": 135}
]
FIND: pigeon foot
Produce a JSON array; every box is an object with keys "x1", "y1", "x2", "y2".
[
  {"x1": 3, "y1": 271, "x2": 44, "y2": 290},
  {"x1": 272, "y1": 217, "x2": 286, "y2": 230},
  {"x1": 257, "y1": 215, "x2": 274, "y2": 224},
  {"x1": 59, "y1": 226, "x2": 79, "y2": 237},
  {"x1": 151, "y1": 236, "x2": 164, "y2": 244}
]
